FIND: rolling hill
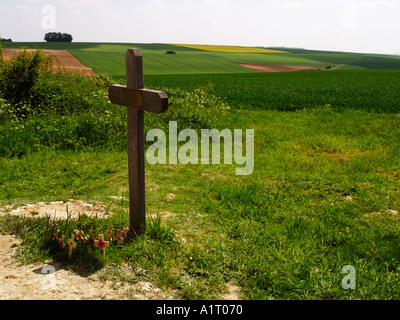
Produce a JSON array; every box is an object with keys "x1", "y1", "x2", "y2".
[{"x1": 2, "y1": 42, "x2": 400, "y2": 77}]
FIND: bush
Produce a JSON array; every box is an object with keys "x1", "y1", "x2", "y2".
[
  {"x1": 44, "y1": 32, "x2": 73, "y2": 43},
  {"x1": 146, "y1": 83, "x2": 231, "y2": 132},
  {"x1": 0, "y1": 48, "x2": 53, "y2": 110},
  {"x1": 0, "y1": 49, "x2": 231, "y2": 157}
]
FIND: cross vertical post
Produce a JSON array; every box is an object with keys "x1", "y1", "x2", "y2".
[
  {"x1": 108, "y1": 49, "x2": 169, "y2": 237},
  {"x1": 126, "y1": 49, "x2": 145, "y2": 236}
]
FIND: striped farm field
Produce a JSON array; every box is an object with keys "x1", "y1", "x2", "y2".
[
  {"x1": 169, "y1": 43, "x2": 289, "y2": 53},
  {"x1": 3, "y1": 42, "x2": 400, "y2": 77}
]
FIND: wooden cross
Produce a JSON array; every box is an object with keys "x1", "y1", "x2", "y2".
[
  {"x1": 67, "y1": 234, "x2": 77, "y2": 259},
  {"x1": 115, "y1": 228, "x2": 124, "y2": 245},
  {"x1": 109, "y1": 49, "x2": 169, "y2": 236},
  {"x1": 104, "y1": 225, "x2": 114, "y2": 242},
  {"x1": 94, "y1": 234, "x2": 109, "y2": 256}
]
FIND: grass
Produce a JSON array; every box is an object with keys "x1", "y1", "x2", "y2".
[
  {"x1": 1, "y1": 106, "x2": 400, "y2": 299},
  {"x1": 0, "y1": 45, "x2": 399, "y2": 300}
]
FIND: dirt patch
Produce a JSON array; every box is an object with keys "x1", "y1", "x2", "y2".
[
  {"x1": 0, "y1": 200, "x2": 171, "y2": 300},
  {"x1": 365, "y1": 209, "x2": 399, "y2": 217},
  {"x1": 221, "y1": 282, "x2": 242, "y2": 300},
  {"x1": 0, "y1": 200, "x2": 243, "y2": 300},
  {"x1": 235, "y1": 63, "x2": 325, "y2": 73},
  {"x1": 0, "y1": 234, "x2": 170, "y2": 300},
  {"x1": 2, "y1": 49, "x2": 97, "y2": 76},
  {"x1": 1, "y1": 200, "x2": 110, "y2": 220}
]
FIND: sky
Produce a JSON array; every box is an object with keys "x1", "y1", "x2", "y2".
[{"x1": 1, "y1": 0, "x2": 399, "y2": 55}]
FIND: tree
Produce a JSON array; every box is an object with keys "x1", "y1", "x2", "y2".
[
  {"x1": 44, "y1": 32, "x2": 73, "y2": 43},
  {"x1": 0, "y1": 35, "x2": 13, "y2": 42}
]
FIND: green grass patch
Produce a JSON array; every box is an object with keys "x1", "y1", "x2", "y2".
[
  {"x1": 145, "y1": 69, "x2": 400, "y2": 113},
  {"x1": 1, "y1": 107, "x2": 399, "y2": 299}
]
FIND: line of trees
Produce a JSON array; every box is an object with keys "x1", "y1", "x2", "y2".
[
  {"x1": 44, "y1": 32, "x2": 73, "y2": 43},
  {"x1": 0, "y1": 36, "x2": 12, "y2": 42}
]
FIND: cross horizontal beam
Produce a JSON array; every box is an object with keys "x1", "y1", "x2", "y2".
[{"x1": 109, "y1": 85, "x2": 168, "y2": 113}]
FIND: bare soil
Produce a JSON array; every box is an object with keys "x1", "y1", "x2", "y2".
[
  {"x1": 0, "y1": 200, "x2": 169, "y2": 300},
  {"x1": 1, "y1": 200, "x2": 110, "y2": 220},
  {"x1": 235, "y1": 63, "x2": 324, "y2": 72},
  {"x1": 0, "y1": 200, "x2": 242, "y2": 300},
  {"x1": 0, "y1": 234, "x2": 171, "y2": 300},
  {"x1": 2, "y1": 49, "x2": 97, "y2": 76}
]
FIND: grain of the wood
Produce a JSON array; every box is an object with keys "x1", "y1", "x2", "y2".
[
  {"x1": 107, "y1": 49, "x2": 168, "y2": 236},
  {"x1": 126, "y1": 49, "x2": 144, "y2": 90},
  {"x1": 126, "y1": 49, "x2": 146, "y2": 236},
  {"x1": 128, "y1": 106, "x2": 145, "y2": 235},
  {"x1": 108, "y1": 86, "x2": 168, "y2": 113}
]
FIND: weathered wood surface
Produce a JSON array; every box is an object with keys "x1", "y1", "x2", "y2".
[
  {"x1": 108, "y1": 86, "x2": 168, "y2": 113},
  {"x1": 108, "y1": 49, "x2": 169, "y2": 236}
]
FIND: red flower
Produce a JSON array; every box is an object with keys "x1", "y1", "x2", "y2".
[{"x1": 98, "y1": 239, "x2": 106, "y2": 249}]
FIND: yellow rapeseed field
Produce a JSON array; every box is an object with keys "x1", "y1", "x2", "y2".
[{"x1": 169, "y1": 44, "x2": 289, "y2": 54}]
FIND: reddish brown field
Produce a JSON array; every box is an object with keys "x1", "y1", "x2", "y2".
[
  {"x1": 3, "y1": 49, "x2": 97, "y2": 76},
  {"x1": 235, "y1": 63, "x2": 324, "y2": 72}
]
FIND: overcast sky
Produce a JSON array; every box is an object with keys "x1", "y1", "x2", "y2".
[{"x1": 1, "y1": 0, "x2": 399, "y2": 54}]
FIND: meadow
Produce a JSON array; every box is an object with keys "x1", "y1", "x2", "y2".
[
  {"x1": 146, "y1": 70, "x2": 400, "y2": 113},
  {"x1": 0, "y1": 44, "x2": 399, "y2": 300}
]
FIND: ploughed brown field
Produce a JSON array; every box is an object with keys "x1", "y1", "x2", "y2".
[
  {"x1": 2, "y1": 49, "x2": 97, "y2": 76},
  {"x1": 235, "y1": 63, "x2": 324, "y2": 72}
]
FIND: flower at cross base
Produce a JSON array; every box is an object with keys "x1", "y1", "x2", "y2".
[
  {"x1": 97, "y1": 238, "x2": 107, "y2": 249},
  {"x1": 58, "y1": 235, "x2": 65, "y2": 250},
  {"x1": 123, "y1": 226, "x2": 130, "y2": 238},
  {"x1": 52, "y1": 226, "x2": 60, "y2": 242}
]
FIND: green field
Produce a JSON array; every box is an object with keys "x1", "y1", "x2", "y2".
[
  {"x1": 1, "y1": 43, "x2": 400, "y2": 300},
  {"x1": 146, "y1": 70, "x2": 400, "y2": 113},
  {"x1": 3, "y1": 42, "x2": 400, "y2": 77}
]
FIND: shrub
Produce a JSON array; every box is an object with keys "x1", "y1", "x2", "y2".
[
  {"x1": 146, "y1": 83, "x2": 231, "y2": 132},
  {"x1": 0, "y1": 48, "x2": 53, "y2": 111},
  {"x1": 44, "y1": 32, "x2": 73, "y2": 43},
  {"x1": 0, "y1": 49, "x2": 232, "y2": 157}
]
